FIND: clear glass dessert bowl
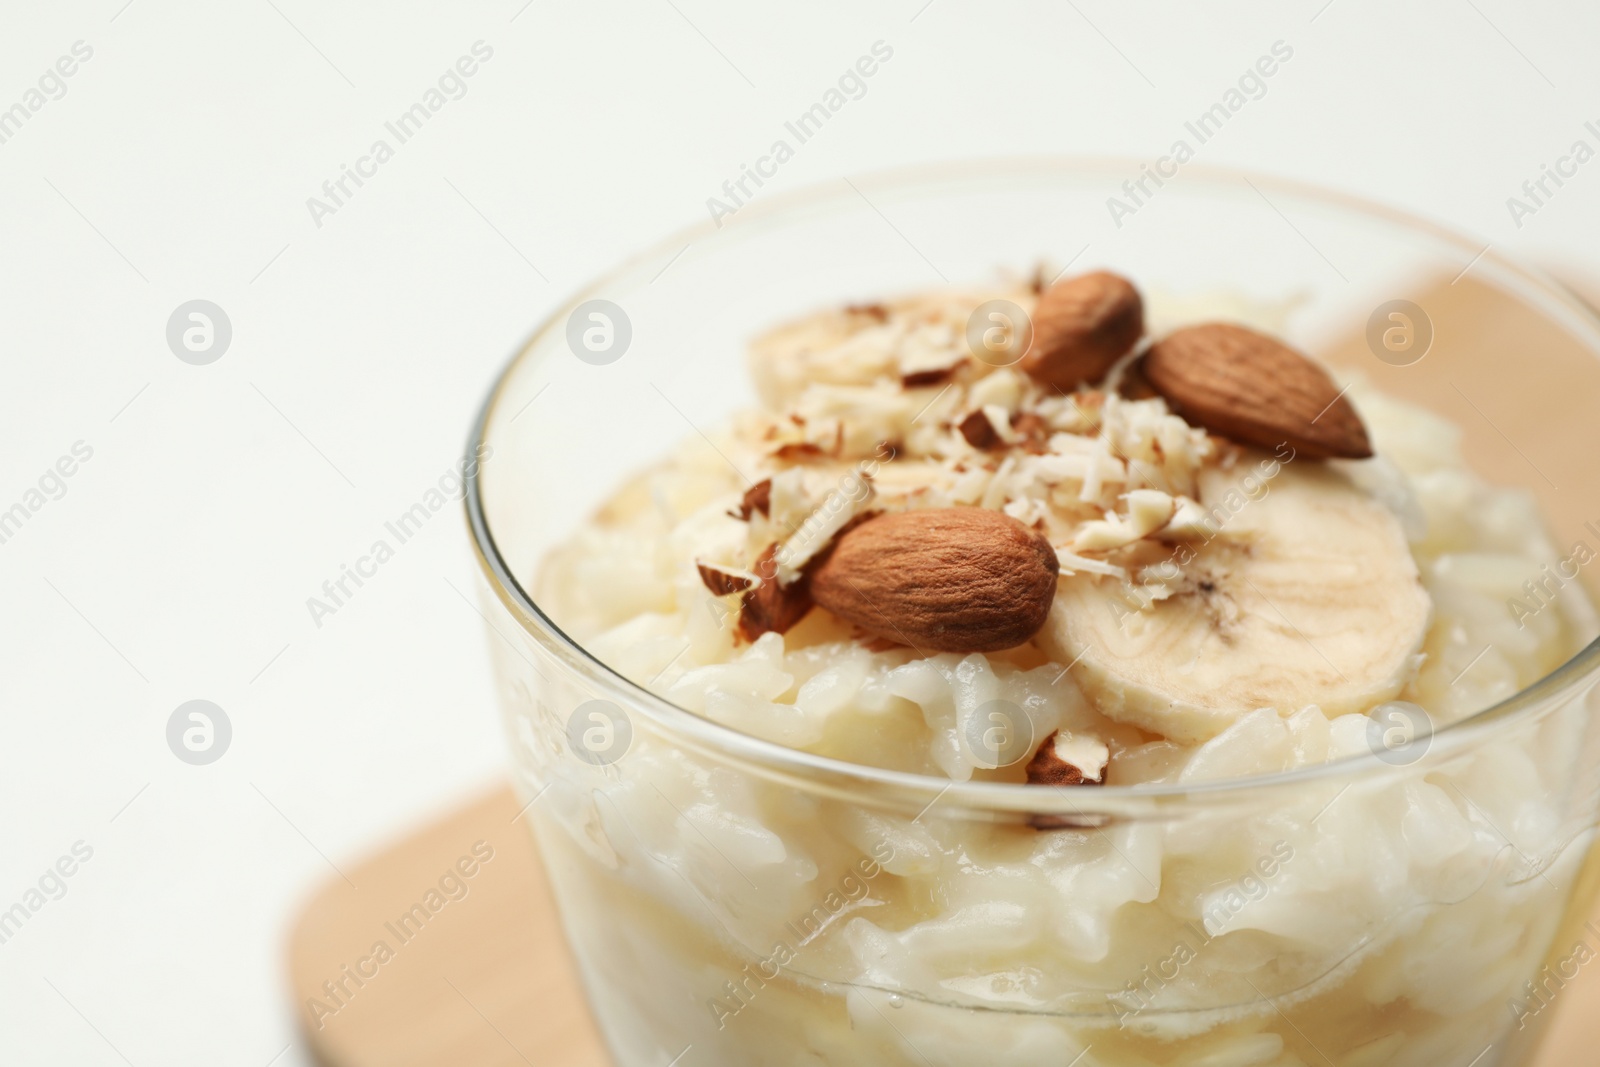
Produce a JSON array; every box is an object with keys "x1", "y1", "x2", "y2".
[{"x1": 465, "y1": 160, "x2": 1600, "y2": 1067}]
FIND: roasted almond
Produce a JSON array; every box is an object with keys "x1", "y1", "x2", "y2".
[
  {"x1": 958, "y1": 410, "x2": 1047, "y2": 453},
  {"x1": 1011, "y1": 411, "x2": 1051, "y2": 454},
  {"x1": 772, "y1": 441, "x2": 828, "y2": 462},
  {"x1": 737, "y1": 543, "x2": 813, "y2": 641},
  {"x1": 901, "y1": 358, "x2": 967, "y2": 389},
  {"x1": 809, "y1": 508, "x2": 1059, "y2": 653},
  {"x1": 1114, "y1": 357, "x2": 1159, "y2": 401},
  {"x1": 730, "y1": 478, "x2": 772, "y2": 521},
  {"x1": 1144, "y1": 323, "x2": 1372, "y2": 459},
  {"x1": 1024, "y1": 730, "x2": 1110, "y2": 829},
  {"x1": 1025, "y1": 731, "x2": 1109, "y2": 787},
  {"x1": 1020, "y1": 271, "x2": 1144, "y2": 390},
  {"x1": 697, "y1": 562, "x2": 755, "y2": 597},
  {"x1": 958, "y1": 409, "x2": 1000, "y2": 450}
]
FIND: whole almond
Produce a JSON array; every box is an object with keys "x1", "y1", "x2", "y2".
[
  {"x1": 1020, "y1": 271, "x2": 1144, "y2": 389},
  {"x1": 810, "y1": 509, "x2": 1059, "y2": 653},
  {"x1": 1144, "y1": 323, "x2": 1372, "y2": 459}
]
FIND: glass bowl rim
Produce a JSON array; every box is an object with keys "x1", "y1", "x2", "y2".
[{"x1": 464, "y1": 155, "x2": 1600, "y2": 814}]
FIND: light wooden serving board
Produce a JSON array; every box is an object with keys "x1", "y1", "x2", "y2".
[
  {"x1": 288, "y1": 785, "x2": 606, "y2": 1067},
  {"x1": 287, "y1": 274, "x2": 1600, "y2": 1063}
]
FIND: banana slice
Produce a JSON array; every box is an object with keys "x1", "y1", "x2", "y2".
[
  {"x1": 749, "y1": 307, "x2": 890, "y2": 409},
  {"x1": 747, "y1": 290, "x2": 1029, "y2": 409},
  {"x1": 1040, "y1": 461, "x2": 1432, "y2": 743}
]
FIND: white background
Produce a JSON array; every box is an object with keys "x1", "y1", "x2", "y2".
[{"x1": 1, "y1": 1, "x2": 1597, "y2": 1064}]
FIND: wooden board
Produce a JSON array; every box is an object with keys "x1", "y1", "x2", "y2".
[
  {"x1": 287, "y1": 785, "x2": 607, "y2": 1067},
  {"x1": 1318, "y1": 271, "x2": 1600, "y2": 602}
]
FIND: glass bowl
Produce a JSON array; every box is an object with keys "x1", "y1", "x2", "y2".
[{"x1": 465, "y1": 160, "x2": 1600, "y2": 1067}]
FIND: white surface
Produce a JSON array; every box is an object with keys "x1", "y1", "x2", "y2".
[{"x1": 0, "y1": 1, "x2": 1596, "y2": 1063}]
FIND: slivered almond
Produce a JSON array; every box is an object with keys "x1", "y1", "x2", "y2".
[
  {"x1": 1025, "y1": 731, "x2": 1109, "y2": 787},
  {"x1": 958, "y1": 409, "x2": 1047, "y2": 453},
  {"x1": 1025, "y1": 731, "x2": 1110, "y2": 829},
  {"x1": 772, "y1": 441, "x2": 827, "y2": 462},
  {"x1": 697, "y1": 562, "x2": 755, "y2": 597},
  {"x1": 1021, "y1": 271, "x2": 1144, "y2": 390},
  {"x1": 846, "y1": 302, "x2": 889, "y2": 322},
  {"x1": 958, "y1": 409, "x2": 1000, "y2": 450},
  {"x1": 1144, "y1": 323, "x2": 1372, "y2": 459},
  {"x1": 901, "y1": 359, "x2": 966, "y2": 389},
  {"x1": 737, "y1": 543, "x2": 813, "y2": 641},
  {"x1": 1011, "y1": 411, "x2": 1051, "y2": 454},
  {"x1": 809, "y1": 508, "x2": 1059, "y2": 653},
  {"x1": 731, "y1": 479, "x2": 772, "y2": 521}
]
